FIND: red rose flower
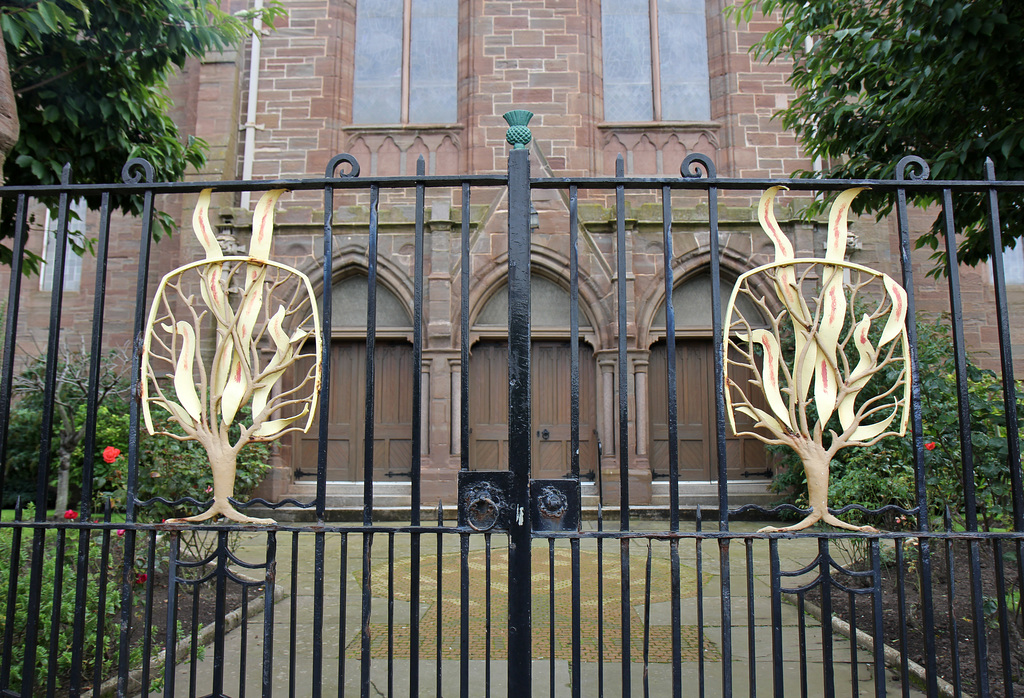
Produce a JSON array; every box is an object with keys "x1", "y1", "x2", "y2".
[
  {"x1": 925, "y1": 442, "x2": 937, "y2": 451},
  {"x1": 63, "y1": 509, "x2": 78, "y2": 520},
  {"x1": 102, "y1": 447, "x2": 121, "y2": 464},
  {"x1": 135, "y1": 572, "x2": 148, "y2": 585}
]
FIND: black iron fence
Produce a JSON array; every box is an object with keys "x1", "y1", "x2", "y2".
[{"x1": 1, "y1": 146, "x2": 1024, "y2": 697}]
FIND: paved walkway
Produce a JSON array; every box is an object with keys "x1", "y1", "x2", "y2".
[{"x1": 152, "y1": 520, "x2": 925, "y2": 697}]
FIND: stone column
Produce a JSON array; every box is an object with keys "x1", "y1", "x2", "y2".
[
  {"x1": 596, "y1": 351, "x2": 619, "y2": 504},
  {"x1": 629, "y1": 351, "x2": 652, "y2": 504}
]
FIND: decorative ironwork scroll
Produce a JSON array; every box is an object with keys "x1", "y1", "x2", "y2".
[
  {"x1": 141, "y1": 189, "x2": 321, "y2": 523},
  {"x1": 724, "y1": 187, "x2": 911, "y2": 532}
]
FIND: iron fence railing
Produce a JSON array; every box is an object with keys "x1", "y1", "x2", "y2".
[{"x1": 0, "y1": 149, "x2": 1023, "y2": 696}]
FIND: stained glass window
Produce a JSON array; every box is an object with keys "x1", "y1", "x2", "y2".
[
  {"x1": 352, "y1": 0, "x2": 458, "y2": 125},
  {"x1": 601, "y1": 0, "x2": 711, "y2": 122}
]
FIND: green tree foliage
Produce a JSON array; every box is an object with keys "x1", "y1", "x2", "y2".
[
  {"x1": 733, "y1": 0, "x2": 1024, "y2": 269},
  {"x1": 0, "y1": 0, "x2": 284, "y2": 270}
]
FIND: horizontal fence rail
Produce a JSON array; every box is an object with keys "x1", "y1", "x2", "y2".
[{"x1": 0, "y1": 152, "x2": 1022, "y2": 697}]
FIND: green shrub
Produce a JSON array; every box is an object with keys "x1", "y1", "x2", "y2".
[{"x1": 0, "y1": 512, "x2": 153, "y2": 691}]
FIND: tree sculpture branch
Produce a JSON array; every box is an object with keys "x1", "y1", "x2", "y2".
[{"x1": 724, "y1": 186, "x2": 911, "y2": 533}]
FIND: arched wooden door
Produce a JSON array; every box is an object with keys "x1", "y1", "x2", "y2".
[
  {"x1": 648, "y1": 339, "x2": 768, "y2": 481},
  {"x1": 468, "y1": 341, "x2": 598, "y2": 479},
  {"x1": 294, "y1": 341, "x2": 414, "y2": 481}
]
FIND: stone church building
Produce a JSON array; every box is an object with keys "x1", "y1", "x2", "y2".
[{"x1": 9, "y1": 0, "x2": 1021, "y2": 507}]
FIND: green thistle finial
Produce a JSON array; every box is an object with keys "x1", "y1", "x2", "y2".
[{"x1": 503, "y1": 110, "x2": 533, "y2": 149}]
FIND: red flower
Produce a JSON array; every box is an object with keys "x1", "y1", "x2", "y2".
[
  {"x1": 63, "y1": 509, "x2": 78, "y2": 520},
  {"x1": 116, "y1": 529, "x2": 125, "y2": 537},
  {"x1": 102, "y1": 446, "x2": 121, "y2": 464},
  {"x1": 925, "y1": 442, "x2": 937, "y2": 451},
  {"x1": 135, "y1": 572, "x2": 148, "y2": 585}
]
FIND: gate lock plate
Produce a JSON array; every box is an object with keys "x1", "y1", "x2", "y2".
[
  {"x1": 458, "y1": 471, "x2": 514, "y2": 532},
  {"x1": 530, "y1": 479, "x2": 581, "y2": 532}
]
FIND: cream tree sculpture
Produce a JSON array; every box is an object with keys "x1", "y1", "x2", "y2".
[
  {"x1": 141, "y1": 189, "x2": 321, "y2": 524},
  {"x1": 724, "y1": 187, "x2": 911, "y2": 533}
]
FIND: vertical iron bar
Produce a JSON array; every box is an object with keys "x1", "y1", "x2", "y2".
[
  {"x1": 895, "y1": 540, "x2": 910, "y2": 698},
  {"x1": 337, "y1": 532, "x2": 348, "y2": 693},
  {"x1": 894, "y1": 158, "x2": 938, "y2": 695},
  {"x1": 643, "y1": 540, "x2": 653, "y2": 698},
  {"x1": 747, "y1": 538, "x2": 757, "y2": 698},
  {"x1": 993, "y1": 540, "x2": 1014, "y2": 696},
  {"x1": 163, "y1": 532, "x2": 179, "y2": 698},
  {"x1": 141, "y1": 530, "x2": 157, "y2": 695},
  {"x1": 570, "y1": 185, "x2": 580, "y2": 479},
  {"x1": 460, "y1": 531, "x2": 470, "y2": 698},
  {"x1": 984, "y1": 158, "x2": 1024, "y2": 531},
  {"x1": 263, "y1": 532, "x2": 277, "y2": 698},
  {"x1": 361, "y1": 533, "x2": 374, "y2": 697},
  {"x1": 461, "y1": 182, "x2": 471, "y2": 469},
  {"x1": 409, "y1": 157, "x2": 426, "y2": 698},
  {"x1": 0, "y1": 194, "x2": 28, "y2": 504},
  {"x1": 437, "y1": 505, "x2": 444, "y2": 697},
  {"x1": 871, "y1": 540, "x2": 886, "y2": 698},
  {"x1": 0, "y1": 501, "x2": 22, "y2": 692},
  {"x1": 240, "y1": 585, "x2": 249, "y2": 698},
  {"x1": 670, "y1": 538, "x2": 682, "y2": 698},
  {"x1": 620, "y1": 538, "x2": 632, "y2": 693},
  {"x1": 662, "y1": 185, "x2": 679, "y2": 532},
  {"x1": 120, "y1": 158, "x2": 156, "y2": 696},
  {"x1": 984, "y1": 162, "x2": 1024, "y2": 688},
  {"x1": 944, "y1": 513, "x2": 963, "y2": 698},
  {"x1": 485, "y1": 532, "x2": 493, "y2": 698},
  {"x1": 571, "y1": 536, "x2": 582, "y2": 698},
  {"x1": 22, "y1": 165, "x2": 72, "y2": 698},
  {"x1": 798, "y1": 594, "x2": 808, "y2": 698},
  {"x1": 313, "y1": 529, "x2": 326, "y2": 696},
  {"x1": 941, "y1": 187, "x2": 990, "y2": 696},
  {"x1": 770, "y1": 537, "x2": 783, "y2": 698},
  {"x1": 507, "y1": 144, "x2": 533, "y2": 692},
  {"x1": 598, "y1": 513, "x2": 605, "y2": 698},
  {"x1": 614, "y1": 154, "x2": 629, "y2": 529},
  {"x1": 388, "y1": 533, "x2": 395, "y2": 698},
  {"x1": 319, "y1": 161, "x2": 340, "y2": 520},
  {"x1": 212, "y1": 531, "x2": 229, "y2": 696},
  {"x1": 613, "y1": 153, "x2": 633, "y2": 695},
  {"x1": 550, "y1": 539, "x2": 557, "y2": 697},
  {"x1": 697, "y1": 508, "x2": 706, "y2": 698},
  {"x1": 189, "y1": 578, "x2": 201, "y2": 698},
  {"x1": 289, "y1": 531, "x2": 299, "y2": 698},
  {"x1": 69, "y1": 191, "x2": 112, "y2": 696},
  {"x1": 364, "y1": 184, "x2": 380, "y2": 524},
  {"x1": 412, "y1": 156, "x2": 425, "y2": 515},
  {"x1": 849, "y1": 589, "x2": 859, "y2": 698},
  {"x1": 820, "y1": 539, "x2": 835, "y2": 698}
]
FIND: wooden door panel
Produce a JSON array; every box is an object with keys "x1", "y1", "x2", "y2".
[
  {"x1": 649, "y1": 340, "x2": 770, "y2": 482},
  {"x1": 292, "y1": 341, "x2": 414, "y2": 482},
  {"x1": 470, "y1": 341, "x2": 597, "y2": 478}
]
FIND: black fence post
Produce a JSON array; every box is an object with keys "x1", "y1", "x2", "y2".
[{"x1": 505, "y1": 110, "x2": 533, "y2": 694}]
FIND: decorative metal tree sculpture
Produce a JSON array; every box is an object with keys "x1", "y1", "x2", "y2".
[
  {"x1": 724, "y1": 187, "x2": 911, "y2": 533},
  {"x1": 141, "y1": 189, "x2": 321, "y2": 524}
]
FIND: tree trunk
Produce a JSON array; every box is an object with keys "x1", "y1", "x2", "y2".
[
  {"x1": 0, "y1": 40, "x2": 19, "y2": 182},
  {"x1": 54, "y1": 450, "x2": 71, "y2": 516}
]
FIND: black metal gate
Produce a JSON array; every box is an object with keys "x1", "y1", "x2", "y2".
[{"x1": 2, "y1": 129, "x2": 1024, "y2": 696}]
